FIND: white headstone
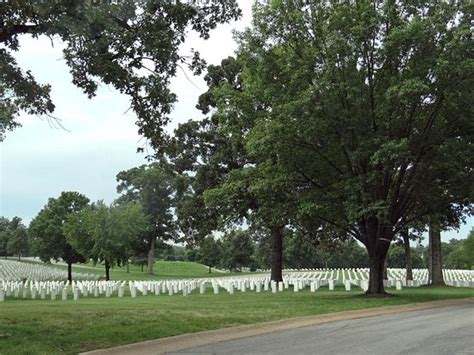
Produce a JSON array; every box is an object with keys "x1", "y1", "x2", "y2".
[
  {"x1": 396, "y1": 280, "x2": 402, "y2": 290},
  {"x1": 278, "y1": 282, "x2": 284, "y2": 292},
  {"x1": 344, "y1": 280, "x2": 351, "y2": 291}
]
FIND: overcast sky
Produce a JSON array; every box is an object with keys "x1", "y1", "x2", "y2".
[{"x1": 0, "y1": 1, "x2": 471, "y2": 242}]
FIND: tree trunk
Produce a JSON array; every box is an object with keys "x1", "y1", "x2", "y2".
[
  {"x1": 147, "y1": 237, "x2": 156, "y2": 274},
  {"x1": 364, "y1": 221, "x2": 391, "y2": 295},
  {"x1": 401, "y1": 229, "x2": 413, "y2": 281},
  {"x1": 141, "y1": 264, "x2": 144, "y2": 272},
  {"x1": 105, "y1": 260, "x2": 110, "y2": 281},
  {"x1": 383, "y1": 257, "x2": 388, "y2": 280},
  {"x1": 429, "y1": 225, "x2": 445, "y2": 286},
  {"x1": 270, "y1": 225, "x2": 283, "y2": 282},
  {"x1": 367, "y1": 253, "x2": 386, "y2": 294},
  {"x1": 67, "y1": 262, "x2": 73, "y2": 282},
  {"x1": 126, "y1": 261, "x2": 130, "y2": 273},
  {"x1": 427, "y1": 241, "x2": 432, "y2": 281},
  {"x1": 208, "y1": 265, "x2": 211, "y2": 274}
]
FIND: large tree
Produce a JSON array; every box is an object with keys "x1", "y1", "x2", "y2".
[
  {"x1": 167, "y1": 57, "x2": 295, "y2": 282},
  {"x1": 116, "y1": 164, "x2": 175, "y2": 274},
  {"x1": 29, "y1": 191, "x2": 90, "y2": 281},
  {"x1": 230, "y1": 1, "x2": 473, "y2": 294},
  {"x1": 0, "y1": 0, "x2": 240, "y2": 143}
]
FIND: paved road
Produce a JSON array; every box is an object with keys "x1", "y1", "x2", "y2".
[{"x1": 168, "y1": 304, "x2": 474, "y2": 355}]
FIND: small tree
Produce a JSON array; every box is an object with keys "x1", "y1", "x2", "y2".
[
  {"x1": 6, "y1": 217, "x2": 28, "y2": 260},
  {"x1": 221, "y1": 230, "x2": 254, "y2": 271},
  {"x1": 29, "y1": 192, "x2": 90, "y2": 281},
  {"x1": 116, "y1": 164, "x2": 175, "y2": 274},
  {"x1": 196, "y1": 236, "x2": 223, "y2": 273},
  {"x1": 446, "y1": 232, "x2": 474, "y2": 270},
  {"x1": 68, "y1": 201, "x2": 148, "y2": 280}
]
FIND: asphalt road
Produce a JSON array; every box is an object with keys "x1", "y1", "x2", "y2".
[{"x1": 168, "y1": 303, "x2": 474, "y2": 355}]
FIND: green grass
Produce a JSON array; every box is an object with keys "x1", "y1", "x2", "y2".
[
  {"x1": 10, "y1": 259, "x2": 256, "y2": 280},
  {"x1": 0, "y1": 286, "x2": 472, "y2": 354}
]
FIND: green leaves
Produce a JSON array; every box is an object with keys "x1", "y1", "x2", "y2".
[
  {"x1": 0, "y1": 0, "x2": 241, "y2": 145},
  {"x1": 235, "y1": 0, "x2": 473, "y2": 242},
  {"x1": 64, "y1": 200, "x2": 148, "y2": 269},
  {"x1": 0, "y1": 49, "x2": 54, "y2": 141},
  {"x1": 28, "y1": 191, "x2": 90, "y2": 264},
  {"x1": 116, "y1": 163, "x2": 176, "y2": 246}
]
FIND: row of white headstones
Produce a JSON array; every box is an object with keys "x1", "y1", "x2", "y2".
[
  {"x1": 0, "y1": 259, "x2": 97, "y2": 282},
  {"x1": 1, "y1": 268, "x2": 473, "y2": 302}
]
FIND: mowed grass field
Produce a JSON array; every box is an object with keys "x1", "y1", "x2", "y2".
[
  {"x1": 0, "y1": 286, "x2": 472, "y2": 354},
  {"x1": 12, "y1": 258, "x2": 244, "y2": 280}
]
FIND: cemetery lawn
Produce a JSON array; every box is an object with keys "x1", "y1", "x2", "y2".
[
  {"x1": 13, "y1": 259, "x2": 247, "y2": 280},
  {"x1": 0, "y1": 286, "x2": 472, "y2": 354}
]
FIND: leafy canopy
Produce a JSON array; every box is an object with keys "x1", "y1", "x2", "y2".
[{"x1": 0, "y1": 0, "x2": 241, "y2": 143}]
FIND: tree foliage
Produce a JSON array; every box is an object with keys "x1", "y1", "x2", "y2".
[
  {"x1": 65, "y1": 200, "x2": 148, "y2": 280},
  {"x1": 28, "y1": 191, "x2": 90, "y2": 281},
  {"x1": 116, "y1": 163, "x2": 176, "y2": 273},
  {"x1": 0, "y1": 0, "x2": 241, "y2": 143},
  {"x1": 445, "y1": 231, "x2": 474, "y2": 270},
  {"x1": 221, "y1": 229, "x2": 254, "y2": 271},
  {"x1": 196, "y1": 236, "x2": 223, "y2": 273},
  {"x1": 0, "y1": 216, "x2": 28, "y2": 258},
  {"x1": 223, "y1": 0, "x2": 474, "y2": 294}
]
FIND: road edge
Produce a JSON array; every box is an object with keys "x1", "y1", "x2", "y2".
[{"x1": 82, "y1": 297, "x2": 474, "y2": 355}]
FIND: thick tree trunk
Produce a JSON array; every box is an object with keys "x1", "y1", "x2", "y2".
[
  {"x1": 105, "y1": 260, "x2": 110, "y2": 281},
  {"x1": 67, "y1": 262, "x2": 73, "y2": 282},
  {"x1": 429, "y1": 225, "x2": 445, "y2": 286},
  {"x1": 147, "y1": 237, "x2": 156, "y2": 274},
  {"x1": 367, "y1": 252, "x2": 387, "y2": 294},
  {"x1": 364, "y1": 219, "x2": 392, "y2": 295},
  {"x1": 270, "y1": 225, "x2": 283, "y2": 282},
  {"x1": 383, "y1": 257, "x2": 388, "y2": 280},
  {"x1": 401, "y1": 229, "x2": 413, "y2": 281}
]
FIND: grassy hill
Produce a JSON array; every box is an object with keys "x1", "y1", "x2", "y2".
[
  {"x1": 12, "y1": 258, "x2": 247, "y2": 281},
  {"x1": 73, "y1": 260, "x2": 227, "y2": 280}
]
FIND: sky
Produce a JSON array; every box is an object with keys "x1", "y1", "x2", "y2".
[{"x1": 0, "y1": 1, "x2": 472, "y2": 243}]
